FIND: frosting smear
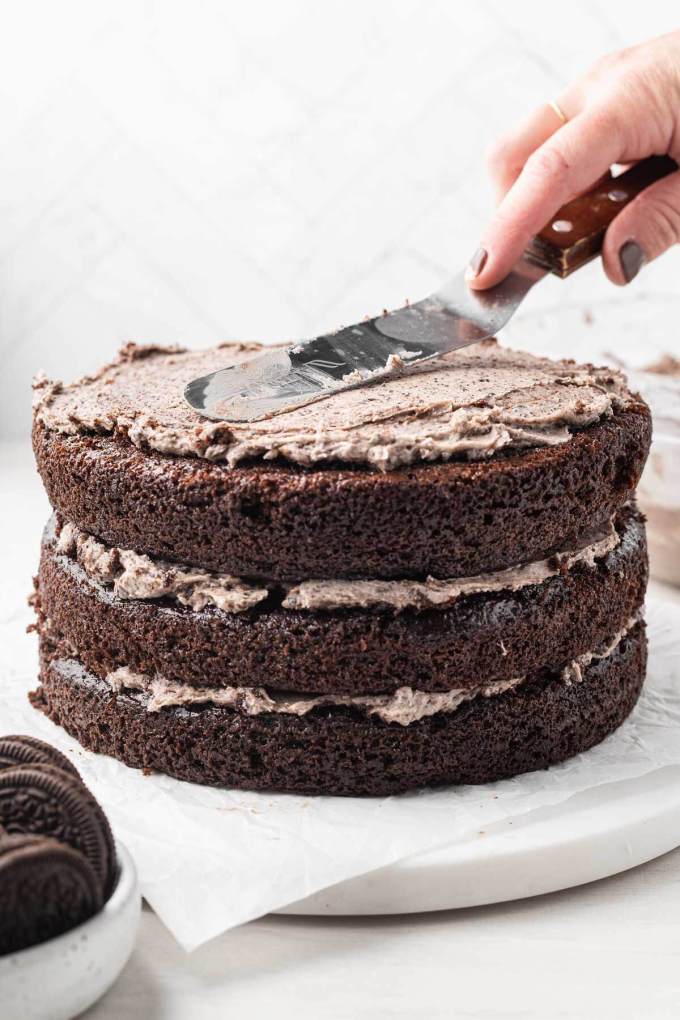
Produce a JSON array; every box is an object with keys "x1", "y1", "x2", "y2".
[{"x1": 34, "y1": 339, "x2": 632, "y2": 471}]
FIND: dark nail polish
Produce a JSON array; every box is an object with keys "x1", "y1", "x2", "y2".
[
  {"x1": 468, "y1": 246, "x2": 488, "y2": 278},
  {"x1": 619, "y1": 241, "x2": 645, "y2": 283}
]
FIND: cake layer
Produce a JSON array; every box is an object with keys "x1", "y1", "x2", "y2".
[
  {"x1": 37, "y1": 505, "x2": 647, "y2": 695},
  {"x1": 32, "y1": 339, "x2": 650, "y2": 581},
  {"x1": 99, "y1": 614, "x2": 638, "y2": 724},
  {"x1": 33, "y1": 401, "x2": 650, "y2": 582},
  {"x1": 32, "y1": 622, "x2": 647, "y2": 796}
]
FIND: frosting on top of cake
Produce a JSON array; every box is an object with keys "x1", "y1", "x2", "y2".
[{"x1": 34, "y1": 339, "x2": 632, "y2": 471}]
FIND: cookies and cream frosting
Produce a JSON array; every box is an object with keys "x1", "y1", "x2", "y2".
[
  {"x1": 34, "y1": 339, "x2": 632, "y2": 471},
  {"x1": 55, "y1": 521, "x2": 269, "y2": 614},
  {"x1": 102, "y1": 615, "x2": 639, "y2": 726},
  {"x1": 55, "y1": 516, "x2": 620, "y2": 615}
]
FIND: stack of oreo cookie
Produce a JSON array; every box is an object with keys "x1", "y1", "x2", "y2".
[
  {"x1": 30, "y1": 340, "x2": 651, "y2": 795},
  {"x1": 0, "y1": 735, "x2": 117, "y2": 955}
]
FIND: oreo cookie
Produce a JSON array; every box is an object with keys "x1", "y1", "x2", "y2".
[
  {"x1": 0, "y1": 765, "x2": 117, "y2": 898},
  {"x1": 0, "y1": 833, "x2": 102, "y2": 955},
  {"x1": 0, "y1": 734, "x2": 80, "y2": 779}
]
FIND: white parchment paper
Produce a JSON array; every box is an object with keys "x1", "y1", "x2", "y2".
[{"x1": 1, "y1": 577, "x2": 679, "y2": 950}]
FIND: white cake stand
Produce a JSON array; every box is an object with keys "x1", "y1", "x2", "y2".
[{"x1": 281, "y1": 764, "x2": 680, "y2": 915}]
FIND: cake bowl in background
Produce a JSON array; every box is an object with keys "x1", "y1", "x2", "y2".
[
  {"x1": 504, "y1": 292, "x2": 680, "y2": 587},
  {"x1": 627, "y1": 369, "x2": 680, "y2": 587},
  {"x1": 0, "y1": 840, "x2": 140, "y2": 1020}
]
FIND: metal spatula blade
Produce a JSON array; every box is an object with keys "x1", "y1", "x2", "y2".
[
  {"x1": 184, "y1": 260, "x2": 545, "y2": 423},
  {"x1": 185, "y1": 157, "x2": 676, "y2": 423}
]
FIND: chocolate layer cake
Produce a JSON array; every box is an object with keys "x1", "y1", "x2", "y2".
[{"x1": 31, "y1": 339, "x2": 651, "y2": 796}]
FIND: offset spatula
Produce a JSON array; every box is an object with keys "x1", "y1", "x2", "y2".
[{"x1": 185, "y1": 156, "x2": 676, "y2": 423}]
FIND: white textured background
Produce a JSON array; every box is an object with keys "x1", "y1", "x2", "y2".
[{"x1": 1, "y1": 0, "x2": 679, "y2": 438}]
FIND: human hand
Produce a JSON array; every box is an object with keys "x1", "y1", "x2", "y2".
[{"x1": 467, "y1": 30, "x2": 680, "y2": 289}]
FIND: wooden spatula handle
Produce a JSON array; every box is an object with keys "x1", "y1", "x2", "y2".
[{"x1": 524, "y1": 155, "x2": 678, "y2": 278}]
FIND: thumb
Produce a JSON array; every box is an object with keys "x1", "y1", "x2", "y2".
[{"x1": 602, "y1": 168, "x2": 680, "y2": 284}]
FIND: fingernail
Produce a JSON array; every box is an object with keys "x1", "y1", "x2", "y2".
[
  {"x1": 619, "y1": 241, "x2": 645, "y2": 283},
  {"x1": 467, "y1": 246, "x2": 488, "y2": 279}
]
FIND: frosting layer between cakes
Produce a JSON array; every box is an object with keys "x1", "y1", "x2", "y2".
[
  {"x1": 53, "y1": 516, "x2": 620, "y2": 614},
  {"x1": 36, "y1": 503, "x2": 648, "y2": 696},
  {"x1": 100, "y1": 615, "x2": 638, "y2": 725},
  {"x1": 33, "y1": 623, "x2": 647, "y2": 796}
]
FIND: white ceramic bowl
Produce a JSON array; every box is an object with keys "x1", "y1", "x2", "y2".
[
  {"x1": 636, "y1": 430, "x2": 680, "y2": 586},
  {"x1": 0, "y1": 841, "x2": 141, "y2": 1020}
]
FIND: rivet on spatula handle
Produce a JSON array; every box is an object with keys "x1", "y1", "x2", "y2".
[{"x1": 524, "y1": 155, "x2": 678, "y2": 278}]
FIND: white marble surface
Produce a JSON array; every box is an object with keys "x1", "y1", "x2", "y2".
[
  {"x1": 1, "y1": 0, "x2": 680, "y2": 440},
  {"x1": 83, "y1": 847, "x2": 680, "y2": 1020}
]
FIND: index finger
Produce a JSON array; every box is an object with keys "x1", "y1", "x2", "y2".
[
  {"x1": 487, "y1": 100, "x2": 571, "y2": 201},
  {"x1": 467, "y1": 108, "x2": 623, "y2": 289}
]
